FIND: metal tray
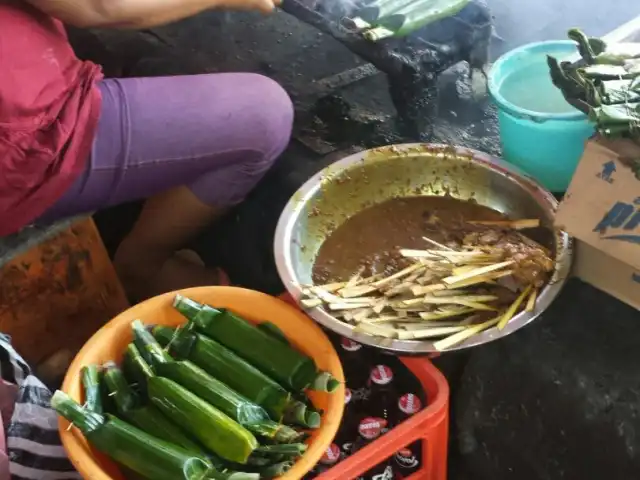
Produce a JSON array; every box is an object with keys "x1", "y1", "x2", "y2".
[{"x1": 274, "y1": 144, "x2": 573, "y2": 354}]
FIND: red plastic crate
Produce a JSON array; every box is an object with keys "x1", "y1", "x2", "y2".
[{"x1": 279, "y1": 294, "x2": 450, "y2": 480}]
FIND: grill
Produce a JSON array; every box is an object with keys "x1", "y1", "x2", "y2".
[{"x1": 280, "y1": 0, "x2": 493, "y2": 141}]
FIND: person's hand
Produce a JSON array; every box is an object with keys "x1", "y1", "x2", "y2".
[
  {"x1": 219, "y1": 0, "x2": 281, "y2": 14},
  {"x1": 25, "y1": 0, "x2": 282, "y2": 28}
]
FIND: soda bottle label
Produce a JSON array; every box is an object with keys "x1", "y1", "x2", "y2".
[
  {"x1": 398, "y1": 393, "x2": 422, "y2": 415},
  {"x1": 395, "y1": 448, "x2": 419, "y2": 469},
  {"x1": 371, "y1": 465, "x2": 394, "y2": 480},
  {"x1": 319, "y1": 443, "x2": 341, "y2": 465},
  {"x1": 370, "y1": 365, "x2": 393, "y2": 385},
  {"x1": 341, "y1": 337, "x2": 363, "y2": 352},
  {"x1": 358, "y1": 417, "x2": 387, "y2": 439}
]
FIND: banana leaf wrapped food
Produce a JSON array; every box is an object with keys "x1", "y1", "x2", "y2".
[
  {"x1": 130, "y1": 321, "x2": 306, "y2": 465},
  {"x1": 56, "y1": 297, "x2": 325, "y2": 479},
  {"x1": 130, "y1": 336, "x2": 307, "y2": 467},
  {"x1": 344, "y1": 0, "x2": 469, "y2": 42},
  {"x1": 342, "y1": 0, "x2": 416, "y2": 28},
  {"x1": 596, "y1": 79, "x2": 640, "y2": 104},
  {"x1": 567, "y1": 28, "x2": 640, "y2": 66},
  {"x1": 548, "y1": 28, "x2": 640, "y2": 143},
  {"x1": 152, "y1": 325, "x2": 322, "y2": 428},
  {"x1": 152, "y1": 325, "x2": 289, "y2": 419},
  {"x1": 172, "y1": 295, "x2": 339, "y2": 393},
  {"x1": 132, "y1": 321, "x2": 302, "y2": 443},
  {"x1": 52, "y1": 390, "x2": 258, "y2": 480},
  {"x1": 102, "y1": 359, "x2": 208, "y2": 456},
  {"x1": 80, "y1": 365, "x2": 103, "y2": 414}
]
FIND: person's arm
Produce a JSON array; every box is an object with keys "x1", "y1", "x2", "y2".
[{"x1": 23, "y1": 0, "x2": 278, "y2": 29}]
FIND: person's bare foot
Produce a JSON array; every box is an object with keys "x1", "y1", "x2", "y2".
[
  {"x1": 152, "y1": 250, "x2": 229, "y2": 294},
  {"x1": 115, "y1": 249, "x2": 228, "y2": 301}
]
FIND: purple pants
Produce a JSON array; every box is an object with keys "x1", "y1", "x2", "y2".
[{"x1": 39, "y1": 73, "x2": 293, "y2": 222}]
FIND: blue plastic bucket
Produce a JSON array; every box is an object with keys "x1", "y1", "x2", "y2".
[{"x1": 488, "y1": 41, "x2": 594, "y2": 192}]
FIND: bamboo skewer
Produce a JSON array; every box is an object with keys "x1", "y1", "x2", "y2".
[
  {"x1": 304, "y1": 282, "x2": 346, "y2": 293},
  {"x1": 301, "y1": 220, "x2": 550, "y2": 350},
  {"x1": 345, "y1": 269, "x2": 364, "y2": 288},
  {"x1": 329, "y1": 302, "x2": 374, "y2": 311},
  {"x1": 301, "y1": 298, "x2": 323, "y2": 308},
  {"x1": 467, "y1": 219, "x2": 540, "y2": 230},
  {"x1": 526, "y1": 288, "x2": 538, "y2": 312},
  {"x1": 339, "y1": 284, "x2": 378, "y2": 298},
  {"x1": 372, "y1": 262, "x2": 423, "y2": 287},
  {"x1": 372, "y1": 299, "x2": 388, "y2": 314},
  {"x1": 397, "y1": 326, "x2": 467, "y2": 340},
  {"x1": 422, "y1": 236, "x2": 456, "y2": 251},
  {"x1": 433, "y1": 318, "x2": 500, "y2": 351},
  {"x1": 446, "y1": 269, "x2": 514, "y2": 289},
  {"x1": 410, "y1": 283, "x2": 447, "y2": 296},
  {"x1": 441, "y1": 260, "x2": 515, "y2": 285},
  {"x1": 345, "y1": 307, "x2": 373, "y2": 321},
  {"x1": 368, "y1": 314, "x2": 410, "y2": 324},
  {"x1": 431, "y1": 289, "x2": 467, "y2": 297},
  {"x1": 497, "y1": 285, "x2": 532, "y2": 330},
  {"x1": 418, "y1": 308, "x2": 474, "y2": 321},
  {"x1": 353, "y1": 308, "x2": 376, "y2": 322},
  {"x1": 399, "y1": 320, "x2": 468, "y2": 329}
]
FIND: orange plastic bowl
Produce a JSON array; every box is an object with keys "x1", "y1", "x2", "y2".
[{"x1": 59, "y1": 287, "x2": 345, "y2": 480}]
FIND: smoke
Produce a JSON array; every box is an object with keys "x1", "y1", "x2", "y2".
[{"x1": 308, "y1": 0, "x2": 364, "y2": 20}]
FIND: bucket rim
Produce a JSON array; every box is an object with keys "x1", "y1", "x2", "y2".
[{"x1": 488, "y1": 40, "x2": 588, "y2": 121}]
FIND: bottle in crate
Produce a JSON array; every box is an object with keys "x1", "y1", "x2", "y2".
[
  {"x1": 339, "y1": 337, "x2": 371, "y2": 389},
  {"x1": 352, "y1": 417, "x2": 387, "y2": 454},
  {"x1": 303, "y1": 443, "x2": 342, "y2": 479},
  {"x1": 392, "y1": 393, "x2": 423, "y2": 478},
  {"x1": 352, "y1": 417, "x2": 394, "y2": 480},
  {"x1": 336, "y1": 388, "x2": 358, "y2": 456},
  {"x1": 317, "y1": 443, "x2": 343, "y2": 473},
  {"x1": 364, "y1": 365, "x2": 396, "y2": 433}
]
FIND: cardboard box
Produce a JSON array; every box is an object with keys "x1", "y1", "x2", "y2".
[
  {"x1": 555, "y1": 137, "x2": 640, "y2": 308},
  {"x1": 573, "y1": 241, "x2": 640, "y2": 309}
]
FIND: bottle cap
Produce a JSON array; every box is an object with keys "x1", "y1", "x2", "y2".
[
  {"x1": 398, "y1": 393, "x2": 422, "y2": 415},
  {"x1": 358, "y1": 417, "x2": 387, "y2": 440},
  {"x1": 370, "y1": 365, "x2": 393, "y2": 385},
  {"x1": 320, "y1": 443, "x2": 341, "y2": 465},
  {"x1": 397, "y1": 448, "x2": 412, "y2": 457},
  {"x1": 345, "y1": 388, "x2": 352, "y2": 405},
  {"x1": 341, "y1": 337, "x2": 363, "y2": 352},
  {"x1": 395, "y1": 448, "x2": 419, "y2": 468}
]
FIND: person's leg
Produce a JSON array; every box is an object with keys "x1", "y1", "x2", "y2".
[{"x1": 41, "y1": 73, "x2": 293, "y2": 299}]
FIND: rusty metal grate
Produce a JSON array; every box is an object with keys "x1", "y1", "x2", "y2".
[{"x1": 281, "y1": 0, "x2": 493, "y2": 140}]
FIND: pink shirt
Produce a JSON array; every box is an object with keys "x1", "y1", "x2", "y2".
[{"x1": 0, "y1": 1, "x2": 103, "y2": 234}]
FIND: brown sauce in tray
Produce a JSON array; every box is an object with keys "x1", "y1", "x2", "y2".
[{"x1": 312, "y1": 196, "x2": 507, "y2": 284}]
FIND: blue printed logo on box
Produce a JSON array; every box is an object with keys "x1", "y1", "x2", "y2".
[
  {"x1": 597, "y1": 160, "x2": 616, "y2": 184},
  {"x1": 593, "y1": 197, "x2": 640, "y2": 243}
]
